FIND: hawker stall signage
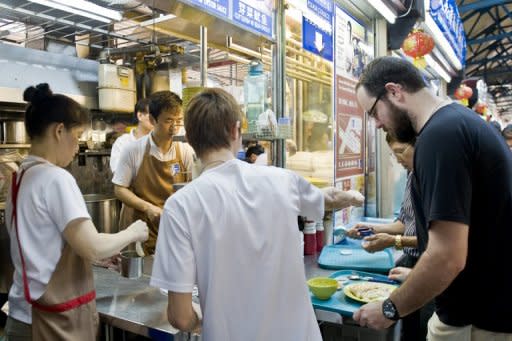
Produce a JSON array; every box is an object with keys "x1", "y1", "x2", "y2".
[
  {"x1": 429, "y1": 0, "x2": 466, "y2": 67},
  {"x1": 187, "y1": 0, "x2": 228, "y2": 17},
  {"x1": 180, "y1": 0, "x2": 273, "y2": 39},
  {"x1": 302, "y1": 0, "x2": 333, "y2": 61},
  {"x1": 233, "y1": 0, "x2": 273, "y2": 38}
]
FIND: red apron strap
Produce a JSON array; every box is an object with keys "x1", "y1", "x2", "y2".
[{"x1": 11, "y1": 167, "x2": 96, "y2": 313}]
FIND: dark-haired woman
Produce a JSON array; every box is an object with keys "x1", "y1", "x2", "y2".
[
  {"x1": 4, "y1": 84, "x2": 148, "y2": 340},
  {"x1": 502, "y1": 124, "x2": 512, "y2": 150}
]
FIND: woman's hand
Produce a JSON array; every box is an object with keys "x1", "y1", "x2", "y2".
[
  {"x1": 388, "y1": 267, "x2": 412, "y2": 283},
  {"x1": 346, "y1": 223, "x2": 376, "y2": 239},
  {"x1": 361, "y1": 233, "x2": 394, "y2": 253}
]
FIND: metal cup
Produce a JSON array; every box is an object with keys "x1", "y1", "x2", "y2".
[{"x1": 120, "y1": 251, "x2": 143, "y2": 279}]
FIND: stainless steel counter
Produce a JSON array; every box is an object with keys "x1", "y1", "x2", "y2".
[
  {"x1": 93, "y1": 255, "x2": 328, "y2": 339},
  {"x1": 94, "y1": 254, "x2": 397, "y2": 341},
  {"x1": 93, "y1": 260, "x2": 200, "y2": 341}
]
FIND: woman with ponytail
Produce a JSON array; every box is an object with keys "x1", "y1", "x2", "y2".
[{"x1": 4, "y1": 84, "x2": 148, "y2": 340}]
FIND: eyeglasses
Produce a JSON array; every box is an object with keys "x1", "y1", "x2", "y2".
[
  {"x1": 365, "y1": 92, "x2": 385, "y2": 119},
  {"x1": 390, "y1": 144, "x2": 411, "y2": 159}
]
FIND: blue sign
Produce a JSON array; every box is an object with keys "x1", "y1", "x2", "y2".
[
  {"x1": 187, "y1": 0, "x2": 229, "y2": 18},
  {"x1": 307, "y1": 0, "x2": 333, "y2": 23},
  {"x1": 429, "y1": 0, "x2": 466, "y2": 67},
  {"x1": 303, "y1": 16, "x2": 333, "y2": 61},
  {"x1": 233, "y1": 0, "x2": 273, "y2": 38}
]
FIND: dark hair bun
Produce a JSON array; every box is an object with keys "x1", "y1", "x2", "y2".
[{"x1": 23, "y1": 83, "x2": 53, "y2": 104}]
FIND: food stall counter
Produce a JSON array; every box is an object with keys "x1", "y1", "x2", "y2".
[{"x1": 93, "y1": 260, "x2": 200, "y2": 341}]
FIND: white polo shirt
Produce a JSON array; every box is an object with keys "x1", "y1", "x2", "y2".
[
  {"x1": 151, "y1": 159, "x2": 324, "y2": 341},
  {"x1": 112, "y1": 133, "x2": 195, "y2": 188},
  {"x1": 110, "y1": 129, "x2": 138, "y2": 173},
  {"x1": 6, "y1": 156, "x2": 91, "y2": 324}
]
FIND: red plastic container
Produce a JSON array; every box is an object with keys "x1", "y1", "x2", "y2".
[
  {"x1": 316, "y1": 221, "x2": 324, "y2": 252},
  {"x1": 304, "y1": 221, "x2": 317, "y2": 255},
  {"x1": 316, "y1": 230, "x2": 324, "y2": 252}
]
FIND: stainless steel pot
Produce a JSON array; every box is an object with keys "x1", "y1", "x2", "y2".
[
  {"x1": 83, "y1": 194, "x2": 120, "y2": 233},
  {"x1": 3, "y1": 121, "x2": 29, "y2": 144},
  {"x1": 120, "y1": 250, "x2": 142, "y2": 279}
]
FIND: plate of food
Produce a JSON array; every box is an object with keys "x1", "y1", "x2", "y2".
[{"x1": 343, "y1": 282, "x2": 398, "y2": 303}]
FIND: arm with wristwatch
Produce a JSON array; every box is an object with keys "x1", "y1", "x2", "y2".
[
  {"x1": 345, "y1": 219, "x2": 417, "y2": 253},
  {"x1": 361, "y1": 233, "x2": 417, "y2": 253},
  {"x1": 353, "y1": 220, "x2": 468, "y2": 329}
]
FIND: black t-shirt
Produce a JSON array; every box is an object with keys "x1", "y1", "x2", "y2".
[{"x1": 412, "y1": 103, "x2": 512, "y2": 332}]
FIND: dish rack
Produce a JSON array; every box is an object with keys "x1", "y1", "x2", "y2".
[{"x1": 246, "y1": 120, "x2": 292, "y2": 140}]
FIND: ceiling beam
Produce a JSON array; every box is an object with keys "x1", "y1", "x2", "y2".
[
  {"x1": 467, "y1": 52, "x2": 512, "y2": 65},
  {"x1": 459, "y1": 0, "x2": 512, "y2": 13},
  {"x1": 470, "y1": 68, "x2": 512, "y2": 83},
  {"x1": 0, "y1": 2, "x2": 151, "y2": 46},
  {"x1": 468, "y1": 32, "x2": 512, "y2": 45}
]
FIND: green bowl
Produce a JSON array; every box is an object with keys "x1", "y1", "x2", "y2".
[{"x1": 307, "y1": 277, "x2": 338, "y2": 300}]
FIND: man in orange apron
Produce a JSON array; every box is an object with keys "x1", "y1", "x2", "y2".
[{"x1": 113, "y1": 91, "x2": 195, "y2": 254}]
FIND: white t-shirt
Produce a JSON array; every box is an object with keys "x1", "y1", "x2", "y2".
[
  {"x1": 6, "y1": 156, "x2": 91, "y2": 324},
  {"x1": 110, "y1": 129, "x2": 138, "y2": 173},
  {"x1": 151, "y1": 159, "x2": 324, "y2": 341},
  {"x1": 112, "y1": 133, "x2": 196, "y2": 188}
]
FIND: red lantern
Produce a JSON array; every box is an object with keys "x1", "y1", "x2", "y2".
[
  {"x1": 454, "y1": 85, "x2": 473, "y2": 107},
  {"x1": 474, "y1": 101, "x2": 488, "y2": 115},
  {"x1": 401, "y1": 29, "x2": 435, "y2": 69}
]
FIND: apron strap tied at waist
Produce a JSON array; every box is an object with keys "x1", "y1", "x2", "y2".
[{"x1": 11, "y1": 168, "x2": 96, "y2": 313}]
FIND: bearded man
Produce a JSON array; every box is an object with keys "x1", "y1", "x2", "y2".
[{"x1": 353, "y1": 56, "x2": 512, "y2": 341}]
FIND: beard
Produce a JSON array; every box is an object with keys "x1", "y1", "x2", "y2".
[{"x1": 385, "y1": 100, "x2": 417, "y2": 144}]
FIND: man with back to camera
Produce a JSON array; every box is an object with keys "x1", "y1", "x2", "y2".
[
  {"x1": 150, "y1": 88, "x2": 365, "y2": 340},
  {"x1": 113, "y1": 91, "x2": 195, "y2": 254},
  {"x1": 353, "y1": 56, "x2": 512, "y2": 340},
  {"x1": 110, "y1": 98, "x2": 154, "y2": 173}
]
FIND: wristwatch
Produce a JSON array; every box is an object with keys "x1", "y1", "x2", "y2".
[
  {"x1": 394, "y1": 235, "x2": 403, "y2": 250},
  {"x1": 382, "y1": 298, "x2": 400, "y2": 321}
]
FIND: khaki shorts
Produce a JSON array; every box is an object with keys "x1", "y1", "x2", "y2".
[
  {"x1": 5, "y1": 317, "x2": 31, "y2": 341},
  {"x1": 427, "y1": 312, "x2": 512, "y2": 341}
]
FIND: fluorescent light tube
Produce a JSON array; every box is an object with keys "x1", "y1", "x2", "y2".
[
  {"x1": 425, "y1": 15, "x2": 462, "y2": 70},
  {"x1": 425, "y1": 54, "x2": 452, "y2": 83},
  {"x1": 430, "y1": 47, "x2": 452, "y2": 73},
  {"x1": 139, "y1": 14, "x2": 177, "y2": 27},
  {"x1": 50, "y1": 0, "x2": 121, "y2": 21},
  {"x1": 28, "y1": 0, "x2": 111, "y2": 23},
  {"x1": 27, "y1": 0, "x2": 121, "y2": 22},
  {"x1": 368, "y1": 0, "x2": 397, "y2": 24}
]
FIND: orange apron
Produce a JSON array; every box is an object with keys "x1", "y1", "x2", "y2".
[
  {"x1": 11, "y1": 166, "x2": 98, "y2": 340},
  {"x1": 131, "y1": 141, "x2": 186, "y2": 254},
  {"x1": 118, "y1": 204, "x2": 135, "y2": 231}
]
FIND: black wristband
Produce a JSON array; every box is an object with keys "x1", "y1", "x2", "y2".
[{"x1": 382, "y1": 298, "x2": 400, "y2": 321}]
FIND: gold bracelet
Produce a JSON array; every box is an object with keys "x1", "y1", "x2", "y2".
[{"x1": 395, "y1": 235, "x2": 403, "y2": 250}]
